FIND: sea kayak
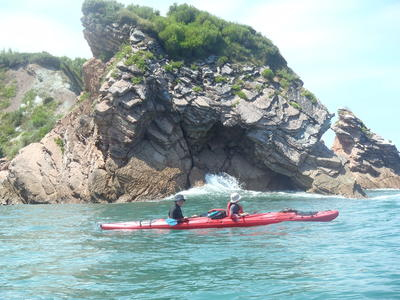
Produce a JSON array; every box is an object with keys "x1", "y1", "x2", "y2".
[{"x1": 100, "y1": 209, "x2": 339, "y2": 230}]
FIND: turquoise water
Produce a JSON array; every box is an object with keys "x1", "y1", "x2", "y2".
[{"x1": 1, "y1": 174, "x2": 399, "y2": 299}]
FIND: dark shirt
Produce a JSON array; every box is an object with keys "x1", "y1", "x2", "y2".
[
  {"x1": 229, "y1": 203, "x2": 241, "y2": 216},
  {"x1": 169, "y1": 203, "x2": 184, "y2": 220}
]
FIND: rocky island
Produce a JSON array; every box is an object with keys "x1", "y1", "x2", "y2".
[
  {"x1": 332, "y1": 108, "x2": 400, "y2": 189},
  {"x1": 1, "y1": 1, "x2": 399, "y2": 204}
]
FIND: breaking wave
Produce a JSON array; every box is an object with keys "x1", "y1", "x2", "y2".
[
  {"x1": 179, "y1": 173, "x2": 243, "y2": 197},
  {"x1": 170, "y1": 173, "x2": 400, "y2": 201}
]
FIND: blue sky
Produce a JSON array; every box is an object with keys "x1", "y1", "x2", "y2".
[{"x1": 1, "y1": 0, "x2": 399, "y2": 148}]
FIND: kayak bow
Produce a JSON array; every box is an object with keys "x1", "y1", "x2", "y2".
[{"x1": 100, "y1": 210, "x2": 338, "y2": 230}]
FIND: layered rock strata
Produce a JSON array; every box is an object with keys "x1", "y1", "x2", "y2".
[
  {"x1": 332, "y1": 109, "x2": 400, "y2": 189},
  {"x1": 0, "y1": 22, "x2": 366, "y2": 204}
]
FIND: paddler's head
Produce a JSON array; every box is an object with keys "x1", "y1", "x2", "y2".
[
  {"x1": 174, "y1": 194, "x2": 186, "y2": 206},
  {"x1": 230, "y1": 192, "x2": 241, "y2": 203}
]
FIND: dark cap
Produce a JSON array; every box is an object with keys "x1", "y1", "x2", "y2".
[{"x1": 174, "y1": 194, "x2": 186, "y2": 202}]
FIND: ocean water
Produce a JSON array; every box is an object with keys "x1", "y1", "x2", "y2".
[{"x1": 0, "y1": 174, "x2": 399, "y2": 300}]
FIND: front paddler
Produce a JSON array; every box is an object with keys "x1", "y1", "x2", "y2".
[{"x1": 168, "y1": 194, "x2": 188, "y2": 223}]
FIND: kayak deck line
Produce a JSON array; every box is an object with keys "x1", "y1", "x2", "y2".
[{"x1": 100, "y1": 210, "x2": 339, "y2": 230}]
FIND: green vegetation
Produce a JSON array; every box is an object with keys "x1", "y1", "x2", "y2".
[
  {"x1": 0, "y1": 67, "x2": 17, "y2": 109},
  {"x1": 301, "y1": 88, "x2": 318, "y2": 104},
  {"x1": 231, "y1": 84, "x2": 241, "y2": 92},
  {"x1": 82, "y1": 0, "x2": 287, "y2": 69},
  {"x1": 276, "y1": 68, "x2": 299, "y2": 82},
  {"x1": 131, "y1": 76, "x2": 143, "y2": 85},
  {"x1": 0, "y1": 49, "x2": 86, "y2": 93},
  {"x1": 163, "y1": 60, "x2": 184, "y2": 72},
  {"x1": 0, "y1": 84, "x2": 16, "y2": 100},
  {"x1": 82, "y1": 0, "x2": 125, "y2": 25},
  {"x1": 279, "y1": 78, "x2": 290, "y2": 90},
  {"x1": 54, "y1": 137, "x2": 65, "y2": 154},
  {"x1": 192, "y1": 86, "x2": 202, "y2": 92},
  {"x1": 231, "y1": 79, "x2": 245, "y2": 92},
  {"x1": 114, "y1": 44, "x2": 133, "y2": 61},
  {"x1": 125, "y1": 50, "x2": 154, "y2": 71},
  {"x1": 214, "y1": 75, "x2": 228, "y2": 83},
  {"x1": 0, "y1": 90, "x2": 62, "y2": 159},
  {"x1": 77, "y1": 91, "x2": 91, "y2": 104},
  {"x1": 1, "y1": 49, "x2": 61, "y2": 69},
  {"x1": 104, "y1": 45, "x2": 153, "y2": 81},
  {"x1": 262, "y1": 68, "x2": 274, "y2": 80},
  {"x1": 110, "y1": 69, "x2": 120, "y2": 79},
  {"x1": 235, "y1": 90, "x2": 247, "y2": 100},
  {"x1": 360, "y1": 123, "x2": 373, "y2": 138},
  {"x1": 217, "y1": 56, "x2": 229, "y2": 66},
  {"x1": 276, "y1": 68, "x2": 300, "y2": 90},
  {"x1": 289, "y1": 101, "x2": 302, "y2": 110}
]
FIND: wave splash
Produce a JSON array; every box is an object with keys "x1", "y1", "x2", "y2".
[
  {"x1": 175, "y1": 173, "x2": 400, "y2": 200},
  {"x1": 179, "y1": 173, "x2": 242, "y2": 197}
]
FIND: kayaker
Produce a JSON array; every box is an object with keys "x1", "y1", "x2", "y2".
[
  {"x1": 227, "y1": 193, "x2": 248, "y2": 218},
  {"x1": 168, "y1": 194, "x2": 187, "y2": 223}
]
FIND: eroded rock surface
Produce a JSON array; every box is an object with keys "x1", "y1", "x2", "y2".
[
  {"x1": 332, "y1": 109, "x2": 400, "y2": 189},
  {"x1": 0, "y1": 22, "x2": 366, "y2": 204}
]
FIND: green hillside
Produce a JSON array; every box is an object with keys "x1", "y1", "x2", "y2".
[
  {"x1": 82, "y1": 0, "x2": 287, "y2": 69},
  {"x1": 0, "y1": 50, "x2": 87, "y2": 159}
]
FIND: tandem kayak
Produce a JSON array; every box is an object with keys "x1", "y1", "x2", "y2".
[{"x1": 100, "y1": 209, "x2": 339, "y2": 230}]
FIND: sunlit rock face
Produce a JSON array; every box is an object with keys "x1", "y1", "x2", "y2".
[
  {"x1": 332, "y1": 108, "x2": 400, "y2": 189},
  {"x1": 0, "y1": 19, "x2": 367, "y2": 205}
]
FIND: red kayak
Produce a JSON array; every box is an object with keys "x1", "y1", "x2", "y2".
[{"x1": 100, "y1": 209, "x2": 339, "y2": 230}]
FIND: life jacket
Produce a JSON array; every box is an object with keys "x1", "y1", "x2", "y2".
[{"x1": 226, "y1": 202, "x2": 243, "y2": 217}]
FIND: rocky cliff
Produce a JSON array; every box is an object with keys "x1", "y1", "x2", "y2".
[
  {"x1": 332, "y1": 109, "x2": 400, "y2": 189},
  {"x1": 0, "y1": 9, "x2": 367, "y2": 204}
]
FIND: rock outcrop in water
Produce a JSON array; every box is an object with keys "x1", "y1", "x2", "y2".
[
  {"x1": 0, "y1": 7, "x2": 367, "y2": 204},
  {"x1": 332, "y1": 109, "x2": 400, "y2": 189}
]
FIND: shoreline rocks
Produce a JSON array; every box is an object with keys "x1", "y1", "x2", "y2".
[
  {"x1": 332, "y1": 108, "x2": 400, "y2": 189},
  {"x1": 0, "y1": 21, "x2": 370, "y2": 204}
]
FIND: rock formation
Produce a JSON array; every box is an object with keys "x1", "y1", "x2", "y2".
[
  {"x1": 332, "y1": 109, "x2": 400, "y2": 189},
  {"x1": 0, "y1": 18, "x2": 367, "y2": 204}
]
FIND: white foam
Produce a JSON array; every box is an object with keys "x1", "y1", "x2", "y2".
[
  {"x1": 172, "y1": 173, "x2": 346, "y2": 200},
  {"x1": 367, "y1": 188, "x2": 400, "y2": 191},
  {"x1": 168, "y1": 173, "x2": 400, "y2": 201},
  {"x1": 178, "y1": 173, "x2": 242, "y2": 197},
  {"x1": 369, "y1": 193, "x2": 400, "y2": 200}
]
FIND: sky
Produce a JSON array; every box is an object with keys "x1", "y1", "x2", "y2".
[{"x1": 0, "y1": 0, "x2": 399, "y2": 148}]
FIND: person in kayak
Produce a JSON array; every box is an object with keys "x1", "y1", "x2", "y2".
[
  {"x1": 227, "y1": 193, "x2": 248, "y2": 218},
  {"x1": 168, "y1": 194, "x2": 188, "y2": 223}
]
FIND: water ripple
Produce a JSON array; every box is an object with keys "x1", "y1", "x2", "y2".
[{"x1": 1, "y1": 187, "x2": 399, "y2": 299}]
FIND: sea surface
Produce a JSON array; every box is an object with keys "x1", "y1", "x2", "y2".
[{"x1": 0, "y1": 174, "x2": 399, "y2": 300}]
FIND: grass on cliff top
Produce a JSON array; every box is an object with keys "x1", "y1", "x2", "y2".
[
  {"x1": 0, "y1": 89, "x2": 62, "y2": 159},
  {"x1": 81, "y1": 0, "x2": 287, "y2": 69},
  {"x1": 0, "y1": 49, "x2": 87, "y2": 93}
]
